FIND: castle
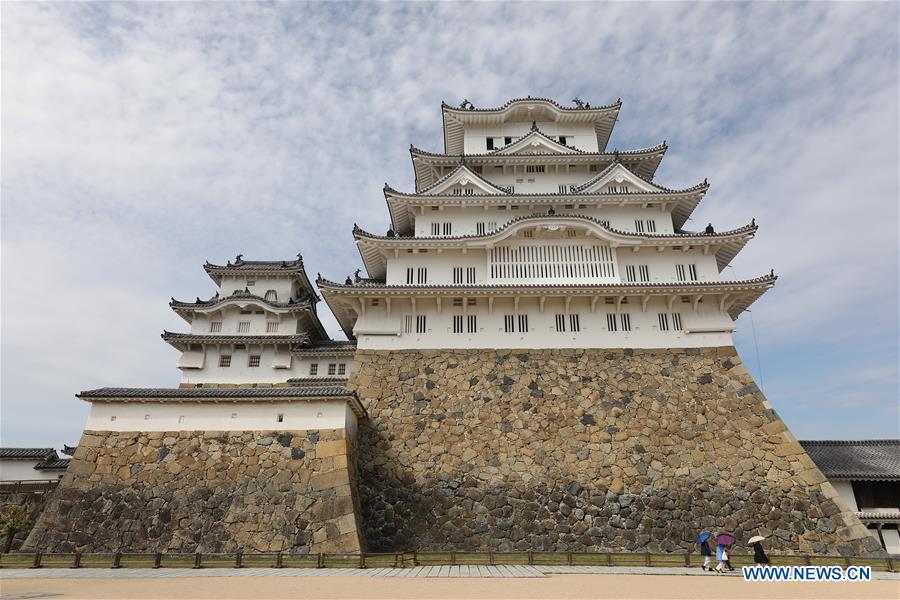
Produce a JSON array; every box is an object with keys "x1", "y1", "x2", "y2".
[{"x1": 25, "y1": 97, "x2": 883, "y2": 557}]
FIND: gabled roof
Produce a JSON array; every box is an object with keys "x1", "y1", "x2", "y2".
[
  {"x1": 410, "y1": 142, "x2": 667, "y2": 191},
  {"x1": 161, "y1": 331, "x2": 311, "y2": 349},
  {"x1": 493, "y1": 127, "x2": 585, "y2": 156},
  {"x1": 571, "y1": 161, "x2": 701, "y2": 195},
  {"x1": 353, "y1": 214, "x2": 756, "y2": 278},
  {"x1": 800, "y1": 440, "x2": 900, "y2": 481},
  {"x1": 78, "y1": 386, "x2": 367, "y2": 418},
  {"x1": 0, "y1": 448, "x2": 56, "y2": 460},
  {"x1": 416, "y1": 163, "x2": 511, "y2": 196},
  {"x1": 291, "y1": 340, "x2": 358, "y2": 356},
  {"x1": 204, "y1": 255, "x2": 317, "y2": 297},
  {"x1": 441, "y1": 97, "x2": 622, "y2": 154}
]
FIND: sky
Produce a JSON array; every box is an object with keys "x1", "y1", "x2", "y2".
[{"x1": 1, "y1": 1, "x2": 898, "y2": 449}]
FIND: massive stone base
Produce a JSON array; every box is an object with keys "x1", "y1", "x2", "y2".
[
  {"x1": 350, "y1": 347, "x2": 882, "y2": 556},
  {"x1": 24, "y1": 429, "x2": 363, "y2": 553}
]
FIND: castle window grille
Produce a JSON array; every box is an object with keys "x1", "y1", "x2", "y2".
[
  {"x1": 453, "y1": 315, "x2": 464, "y2": 334},
  {"x1": 309, "y1": 363, "x2": 318, "y2": 376},
  {"x1": 620, "y1": 313, "x2": 632, "y2": 331},
  {"x1": 503, "y1": 314, "x2": 515, "y2": 333},
  {"x1": 416, "y1": 315, "x2": 427, "y2": 333},
  {"x1": 237, "y1": 321, "x2": 251, "y2": 333},
  {"x1": 452, "y1": 298, "x2": 463, "y2": 307},
  {"x1": 635, "y1": 220, "x2": 645, "y2": 233},
  {"x1": 264, "y1": 290, "x2": 277, "y2": 302},
  {"x1": 518, "y1": 314, "x2": 529, "y2": 332},
  {"x1": 555, "y1": 314, "x2": 566, "y2": 332},
  {"x1": 647, "y1": 219, "x2": 656, "y2": 232},
  {"x1": 526, "y1": 165, "x2": 545, "y2": 173},
  {"x1": 266, "y1": 322, "x2": 279, "y2": 333},
  {"x1": 417, "y1": 267, "x2": 428, "y2": 284},
  {"x1": 487, "y1": 137, "x2": 495, "y2": 150},
  {"x1": 589, "y1": 164, "x2": 599, "y2": 172},
  {"x1": 672, "y1": 313, "x2": 683, "y2": 330},
  {"x1": 489, "y1": 243, "x2": 617, "y2": 282},
  {"x1": 209, "y1": 321, "x2": 222, "y2": 333},
  {"x1": 452, "y1": 188, "x2": 462, "y2": 195},
  {"x1": 431, "y1": 223, "x2": 440, "y2": 235},
  {"x1": 639, "y1": 265, "x2": 650, "y2": 282},
  {"x1": 689, "y1": 264, "x2": 698, "y2": 280},
  {"x1": 558, "y1": 136, "x2": 567, "y2": 145},
  {"x1": 676, "y1": 264, "x2": 686, "y2": 281},
  {"x1": 523, "y1": 230, "x2": 534, "y2": 238},
  {"x1": 569, "y1": 314, "x2": 580, "y2": 332},
  {"x1": 567, "y1": 230, "x2": 577, "y2": 237},
  {"x1": 338, "y1": 363, "x2": 347, "y2": 375},
  {"x1": 453, "y1": 267, "x2": 463, "y2": 284},
  {"x1": 219, "y1": 355, "x2": 232, "y2": 367},
  {"x1": 466, "y1": 267, "x2": 476, "y2": 283},
  {"x1": 406, "y1": 268, "x2": 414, "y2": 284},
  {"x1": 467, "y1": 314, "x2": 477, "y2": 333},
  {"x1": 658, "y1": 312, "x2": 670, "y2": 331},
  {"x1": 476, "y1": 222, "x2": 486, "y2": 235},
  {"x1": 559, "y1": 185, "x2": 568, "y2": 193},
  {"x1": 488, "y1": 221, "x2": 497, "y2": 231},
  {"x1": 676, "y1": 264, "x2": 698, "y2": 282},
  {"x1": 606, "y1": 313, "x2": 618, "y2": 332},
  {"x1": 625, "y1": 265, "x2": 636, "y2": 282},
  {"x1": 467, "y1": 298, "x2": 476, "y2": 306},
  {"x1": 404, "y1": 315, "x2": 414, "y2": 334},
  {"x1": 504, "y1": 136, "x2": 513, "y2": 145},
  {"x1": 248, "y1": 355, "x2": 261, "y2": 367},
  {"x1": 443, "y1": 222, "x2": 452, "y2": 235},
  {"x1": 464, "y1": 188, "x2": 474, "y2": 196},
  {"x1": 328, "y1": 363, "x2": 337, "y2": 376}
]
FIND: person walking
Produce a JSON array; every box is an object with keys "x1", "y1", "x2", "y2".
[
  {"x1": 752, "y1": 540, "x2": 770, "y2": 566},
  {"x1": 723, "y1": 544, "x2": 734, "y2": 571},
  {"x1": 715, "y1": 542, "x2": 726, "y2": 573},
  {"x1": 700, "y1": 538, "x2": 713, "y2": 571}
]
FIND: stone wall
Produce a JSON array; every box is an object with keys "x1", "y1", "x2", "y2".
[
  {"x1": 350, "y1": 347, "x2": 882, "y2": 556},
  {"x1": 0, "y1": 490, "x2": 55, "y2": 552},
  {"x1": 24, "y1": 429, "x2": 363, "y2": 553}
]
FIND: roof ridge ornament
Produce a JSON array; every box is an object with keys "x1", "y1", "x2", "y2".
[
  {"x1": 459, "y1": 99, "x2": 474, "y2": 110},
  {"x1": 234, "y1": 254, "x2": 244, "y2": 265},
  {"x1": 530, "y1": 121, "x2": 538, "y2": 132},
  {"x1": 572, "y1": 97, "x2": 585, "y2": 108}
]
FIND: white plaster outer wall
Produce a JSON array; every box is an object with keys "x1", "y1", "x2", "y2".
[
  {"x1": 831, "y1": 480, "x2": 859, "y2": 512},
  {"x1": 353, "y1": 295, "x2": 735, "y2": 350},
  {"x1": 85, "y1": 401, "x2": 358, "y2": 437},
  {"x1": 217, "y1": 275, "x2": 304, "y2": 304},
  {"x1": 464, "y1": 122, "x2": 599, "y2": 153},
  {"x1": 188, "y1": 306, "x2": 306, "y2": 336},
  {"x1": 0, "y1": 460, "x2": 62, "y2": 482},
  {"x1": 414, "y1": 205, "x2": 676, "y2": 237},
  {"x1": 178, "y1": 351, "x2": 354, "y2": 385}
]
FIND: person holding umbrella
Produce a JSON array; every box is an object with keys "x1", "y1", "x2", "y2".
[
  {"x1": 715, "y1": 533, "x2": 736, "y2": 572},
  {"x1": 749, "y1": 535, "x2": 770, "y2": 565},
  {"x1": 696, "y1": 531, "x2": 713, "y2": 571}
]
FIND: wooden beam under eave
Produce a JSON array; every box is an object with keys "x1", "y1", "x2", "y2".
[
  {"x1": 692, "y1": 294, "x2": 703, "y2": 314},
  {"x1": 539, "y1": 297, "x2": 546, "y2": 313},
  {"x1": 640, "y1": 295, "x2": 650, "y2": 312}
]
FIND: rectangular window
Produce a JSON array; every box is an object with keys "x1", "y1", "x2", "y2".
[
  {"x1": 689, "y1": 264, "x2": 698, "y2": 280},
  {"x1": 676, "y1": 264, "x2": 698, "y2": 281},
  {"x1": 443, "y1": 222, "x2": 452, "y2": 236},
  {"x1": 504, "y1": 314, "x2": 515, "y2": 333},
  {"x1": 476, "y1": 222, "x2": 485, "y2": 235},
  {"x1": 452, "y1": 188, "x2": 462, "y2": 195},
  {"x1": 276, "y1": 413, "x2": 284, "y2": 423},
  {"x1": 488, "y1": 221, "x2": 497, "y2": 231},
  {"x1": 219, "y1": 355, "x2": 232, "y2": 367},
  {"x1": 625, "y1": 265, "x2": 636, "y2": 282},
  {"x1": 606, "y1": 313, "x2": 618, "y2": 332},
  {"x1": 525, "y1": 165, "x2": 545, "y2": 173},
  {"x1": 518, "y1": 314, "x2": 529, "y2": 332},
  {"x1": 589, "y1": 164, "x2": 599, "y2": 172},
  {"x1": 453, "y1": 314, "x2": 464, "y2": 334},
  {"x1": 555, "y1": 314, "x2": 566, "y2": 332},
  {"x1": 647, "y1": 219, "x2": 656, "y2": 232},
  {"x1": 309, "y1": 363, "x2": 318, "y2": 376},
  {"x1": 487, "y1": 137, "x2": 495, "y2": 150},
  {"x1": 338, "y1": 363, "x2": 347, "y2": 375},
  {"x1": 558, "y1": 135, "x2": 567, "y2": 145},
  {"x1": 328, "y1": 363, "x2": 337, "y2": 375},
  {"x1": 620, "y1": 313, "x2": 632, "y2": 331},
  {"x1": 248, "y1": 355, "x2": 261, "y2": 367},
  {"x1": 467, "y1": 314, "x2": 477, "y2": 333},
  {"x1": 209, "y1": 321, "x2": 222, "y2": 333},
  {"x1": 504, "y1": 136, "x2": 512, "y2": 145},
  {"x1": 658, "y1": 312, "x2": 670, "y2": 331},
  {"x1": 237, "y1": 321, "x2": 251, "y2": 333},
  {"x1": 416, "y1": 315, "x2": 427, "y2": 333},
  {"x1": 672, "y1": 313, "x2": 683, "y2": 331},
  {"x1": 417, "y1": 267, "x2": 428, "y2": 284},
  {"x1": 466, "y1": 267, "x2": 476, "y2": 283},
  {"x1": 523, "y1": 230, "x2": 534, "y2": 238},
  {"x1": 635, "y1": 220, "x2": 645, "y2": 233},
  {"x1": 569, "y1": 314, "x2": 580, "y2": 332},
  {"x1": 453, "y1": 267, "x2": 463, "y2": 284},
  {"x1": 676, "y1": 264, "x2": 686, "y2": 281},
  {"x1": 266, "y1": 322, "x2": 279, "y2": 333},
  {"x1": 246, "y1": 280, "x2": 255, "y2": 286},
  {"x1": 406, "y1": 267, "x2": 414, "y2": 284},
  {"x1": 558, "y1": 184, "x2": 569, "y2": 193},
  {"x1": 404, "y1": 315, "x2": 414, "y2": 334},
  {"x1": 639, "y1": 265, "x2": 650, "y2": 282},
  {"x1": 431, "y1": 223, "x2": 440, "y2": 236}
]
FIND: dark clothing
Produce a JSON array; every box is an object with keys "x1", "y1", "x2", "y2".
[
  {"x1": 700, "y1": 541, "x2": 712, "y2": 556},
  {"x1": 753, "y1": 542, "x2": 770, "y2": 564}
]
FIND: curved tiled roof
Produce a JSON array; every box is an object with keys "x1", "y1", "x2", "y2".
[
  {"x1": 204, "y1": 256, "x2": 304, "y2": 273},
  {"x1": 415, "y1": 163, "x2": 512, "y2": 196},
  {"x1": 292, "y1": 341, "x2": 357, "y2": 354},
  {"x1": 286, "y1": 377, "x2": 349, "y2": 386},
  {"x1": 800, "y1": 440, "x2": 900, "y2": 480},
  {"x1": 34, "y1": 458, "x2": 70, "y2": 470},
  {"x1": 0, "y1": 448, "x2": 56, "y2": 460},
  {"x1": 170, "y1": 291, "x2": 315, "y2": 312},
  {"x1": 411, "y1": 141, "x2": 666, "y2": 160},
  {"x1": 441, "y1": 97, "x2": 622, "y2": 114},
  {"x1": 161, "y1": 331, "x2": 310, "y2": 346}
]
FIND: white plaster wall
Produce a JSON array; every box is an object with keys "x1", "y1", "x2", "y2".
[
  {"x1": 384, "y1": 246, "x2": 721, "y2": 286},
  {"x1": 178, "y1": 348, "x2": 353, "y2": 384},
  {"x1": 189, "y1": 306, "x2": 302, "y2": 335},
  {"x1": 413, "y1": 205, "x2": 676, "y2": 237},
  {"x1": 218, "y1": 275, "x2": 298, "y2": 302},
  {"x1": 85, "y1": 401, "x2": 357, "y2": 434},
  {"x1": 464, "y1": 123, "x2": 599, "y2": 153},
  {"x1": 353, "y1": 295, "x2": 735, "y2": 350},
  {"x1": 0, "y1": 460, "x2": 58, "y2": 482},
  {"x1": 831, "y1": 480, "x2": 859, "y2": 512}
]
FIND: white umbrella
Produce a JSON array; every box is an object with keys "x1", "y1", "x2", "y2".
[{"x1": 748, "y1": 535, "x2": 766, "y2": 544}]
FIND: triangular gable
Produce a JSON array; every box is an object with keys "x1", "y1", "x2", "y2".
[
  {"x1": 571, "y1": 162, "x2": 661, "y2": 194},
  {"x1": 420, "y1": 165, "x2": 510, "y2": 195},
  {"x1": 494, "y1": 130, "x2": 582, "y2": 155}
]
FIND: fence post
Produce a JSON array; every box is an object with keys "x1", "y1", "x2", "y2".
[
  {"x1": 413, "y1": 550, "x2": 419, "y2": 566},
  {"x1": 359, "y1": 552, "x2": 366, "y2": 569},
  {"x1": 804, "y1": 555, "x2": 811, "y2": 566},
  {"x1": 567, "y1": 552, "x2": 573, "y2": 566},
  {"x1": 235, "y1": 551, "x2": 242, "y2": 569},
  {"x1": 276, "y1": 552, "x2": 283, "y2": 569},
  {"x1": 31, "y1": 551, "x2": 42, "y2": 569},
  {"x1": 395, "y1": 552, "x2": 401, "y2": 568},
  {"x1": 451, "y1": 551, "x2": 456, "y2": 566},
  {"x1": 153, "y1": 552, "x2": 162, "y2": 569},
  {"x1": 684, "y1": 553, "x2": 690, "y2": 567},
  {"x1": 844, "y1": 556, "x2": 851, "y2": 568},
  {"x1": 112, "y1": 552, "x2": 122, "y2": 569},
  {"x1": 887, "y1": 557, "x2": 894, "y2": 572},
  {"x1": 317, "y1": 553, "x2": 323, "y2": 569},
  {"x1": 606, "y1": 552, "x2": 612, "y2": 566},
  {"x1": 527, "y1": 550, "x2": 533, "y2": 566},
  {"x1": 489, "y1": 551, "x2": 494, "y2": 566},
  {"x1": 193, "y1": 553, "x2": 202, "y2": 569},
  {"x1": 73, "y1": 552, "x2": 82, "y2": 569},
  {"x1": 645, "y1": 552, "x2": 651, "y2": 567}
]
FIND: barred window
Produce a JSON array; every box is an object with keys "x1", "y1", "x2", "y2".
[
  {"x1": 639, "y1": 265, "x2": 650, "y2": 282},
  {"x1": 328, "y1": 363, "x2": 337, "y2": 375},
  {"x1": 658, "y1": 312, "x2": 670, "y2": 331},
  {"x1": 264, "y1": 290, "x2": 277, "y2": 302},
  {"x1": 453, "y1": 315, "x2": 464, "y2": 334},
  {"x1": 476, "y1": 222, "x2": 485, "y2": 235},
  {"x1": 431, "y1": 223, "x2": 440, "y2": 235},
  {"x1": 219, "y1": 355, "x2": 232, "y2": 367},
  {"x1": 406, "y1": 267, "x2": 414, "y2": 284},
  {"x1": 518, "y1": 314, "x2": 529, "y2": 332},
  {"x1": 266, "y1": 322, "x2": 279, "y2": 333},
  {"x1": 569, "y1": 314, "x2": 580, "y2": 332},
  {"x1": 606, "y1": 313, "x2": 617, "y2": 332},
  {"x1": 620, "y1": 313, "x2": 632, "y2": 331},
  {"x1": 453, "y1": 267, "x2": 463, "y2": 284},
  {"x1": 625, "y1": 265, "x2": 636, "y2": 282},
  {"x1": 676, "y1": 264, "x2": 698, "y2": 282},
  {"x1": 504, "y1": 314, "x2": 515, "y2": 333},
  {"x1": 416, "y1": 315, "x2": 427, "y2": 333},
  {"x1": 466, "y1": 267, "x2": 476, "y2": 283},
  {"x1": 404, "y1": 315, "x2": 414, "y2": 333},
  {"x1": 467, "y1": 314, "x2": 477, "y2": 333},
  {"x1": 555, "y1": 313, "x2": 566, "y2": 332},
  {"x1": 338, "y1": 363, "x2": 347, "y2": 375},
  {"x1": 309, "y1": 363, "x2": 318, "y2": 376},
  {"x1": 209, "y1": 321, "x2": 222, "y2": 333},
  {"x1": 237, "y1": 321, "x2": 251, "y2": 333},
  {"x1": 672, "y1": 313, "x2": 683, "y2": 330},
  {"x1": 443, "y1": 222, "x2": 452, "y2": 235},
  {"x1": 248, "y1": 355, "x2": 261, "y2": 367},
  {"x1": 417, "y1": 267, "x2": 428, "y2": 284}
]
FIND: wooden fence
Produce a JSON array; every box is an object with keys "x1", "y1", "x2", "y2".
[
  {"x1": 0, "y1": 480, "x2": 60, "y2": 494},
  {"x1": 0, "y1": 551, "x2": 895, "y2": 571}
]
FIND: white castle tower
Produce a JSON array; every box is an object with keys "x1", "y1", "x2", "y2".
[{"x1": 318, "y1": 98, "x2": 775, "y2": 349}]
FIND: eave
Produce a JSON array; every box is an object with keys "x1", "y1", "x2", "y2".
[
  {"x1": 411, "y1": 143, "x2": 667, "y2": 192},
  {"x1": 318, "y1": 273, "x2": 777, "y2": 333},
  {"x1": 161, "y1": 331, "x2": 311, "y2": 350},
  {"x1": 203, "y1": 256, "x2": 318, "y2": 298},
  {"x1": 441, "y1": 98, "x2": 622, "y2": 155}
]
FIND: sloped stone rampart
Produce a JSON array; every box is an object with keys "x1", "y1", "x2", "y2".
[
  {"x1": 24, "y1": 429, "x2": 363, "y2": 553},
  {"x1": 349, "y1": 347, "x2": 882, "y2": 556}
]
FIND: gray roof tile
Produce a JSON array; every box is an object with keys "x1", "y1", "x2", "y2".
[{"x1": 800, "y1": 440, "x2": 900, "y2": 480}]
